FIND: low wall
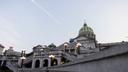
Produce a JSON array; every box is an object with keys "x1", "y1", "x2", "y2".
[{"x1": 48, "y1": 43, "x2": 128, "y2": 72}]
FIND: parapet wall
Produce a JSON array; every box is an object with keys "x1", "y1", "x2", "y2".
[{"x1": 48, "y1": 42, "x2": 128, "y2": 72}]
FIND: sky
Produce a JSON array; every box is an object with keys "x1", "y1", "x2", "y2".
[{"x1": 0, "y1": 0, "x2": 128, "y2": 52}]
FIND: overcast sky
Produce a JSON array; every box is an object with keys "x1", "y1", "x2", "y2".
[{"x1": 0, "y1": 0, "x2": 128, "y2": 52}]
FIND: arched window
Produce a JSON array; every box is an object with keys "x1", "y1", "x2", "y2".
[
  {"x1": 51, "y1": 58, "x2": 58, "y2": 66},
  {"x1": 35, "y1": 60, "x2": 40, "y2": 68},
  {"x1": 43, "y1": 59, "x2": 48, "y2": 67}
]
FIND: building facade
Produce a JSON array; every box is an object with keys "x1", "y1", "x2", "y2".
[{"x1": 0, "y1": 22, "x2": 128, "y2": 72}]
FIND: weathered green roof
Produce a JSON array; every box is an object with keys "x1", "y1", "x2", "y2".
[{"x1": 79, "y1": 23, "x2": 94, "y2": 36}]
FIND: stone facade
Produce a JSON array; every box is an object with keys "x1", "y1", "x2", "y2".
[
  {"x1": 0, "y1": 23, "x2": 128, "y2": 72},
  {"x1": 0, "y1": 44, "x2": 4, "y2": 55}
]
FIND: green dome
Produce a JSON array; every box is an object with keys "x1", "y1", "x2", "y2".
[{"x1": 79, "y1": 23, "x2": 95, "y2": 38}]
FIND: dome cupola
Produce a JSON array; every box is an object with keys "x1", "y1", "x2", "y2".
[{"x1": 79, "y1": 22, "x2": 95, "y2": 39}]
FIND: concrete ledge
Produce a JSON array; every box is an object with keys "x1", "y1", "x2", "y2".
[{"x1": 48, "y1": 42, "x2": 128, "y2": 69}]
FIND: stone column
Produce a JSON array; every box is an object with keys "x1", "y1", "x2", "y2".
[
  {"x1": 75, "y1": 48, "x2": 77, "y2": 55},
  {"x1": 18, "y1": 59, "x2": 22, "y2": 67},
  {"x1": 40, "y1": 59, "x2": 43, "y2": 68},
  {"x1": 32, "y1": 59, "x2": 35, "y2": 69},
  {"x1": 48, "y1": 58, "x2": 51, "y2": 67},
  {"x1": 69, "y1": 49, "x2": 71, "y2": 53},
  {"x1": 57, "y1": 58, "x2": 61, "y2": 65}
]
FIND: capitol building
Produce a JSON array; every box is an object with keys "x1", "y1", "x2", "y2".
[{"x1": 0, "y1": 22, "x2": 128, "y2": 72}]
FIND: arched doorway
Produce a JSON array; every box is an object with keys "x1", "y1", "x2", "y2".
[
  {"x1": 61, "y1": 57, "x2": 70, "y2": 64},
  {"x1": 0, "y1": 61, "x2": 13, "y2": 72},
  {"x1": 51, "y1": 58, "x2": 58, "y2": 66},
  {"x1": 24, "y1": 60, "x2": 32, "y2": 68},
  {"x1": 61, "y1": 57, "x2": 66, "y2": 64},
  {"x1": 0, "y1": 60, "x2": 2, "y2": 66},
  {"x1": 35, "y1": 60, "x2": 40, "y2": 68},
  {"x1": 43, "y1": 59, "x2": 48, "y2": 67},
  {"x1": 0, "y1": 66, "x2": 13, "y2": 72}
]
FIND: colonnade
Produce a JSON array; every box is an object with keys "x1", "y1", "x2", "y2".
[{"x1": 31, "y1": 58, "x2": 61, "y2": 69}]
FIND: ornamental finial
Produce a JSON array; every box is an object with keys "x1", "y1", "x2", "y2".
[{"x1": 83, "y1": 19, "x2": 87, "y2": 26}]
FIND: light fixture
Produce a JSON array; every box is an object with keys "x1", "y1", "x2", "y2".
[{"x1": 49, "y1": 55, "x2": 55, "y2": 58}]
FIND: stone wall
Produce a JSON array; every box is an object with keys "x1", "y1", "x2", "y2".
[{"x1": 48, "y1": 43, "x2": 128, "y2": 72}]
